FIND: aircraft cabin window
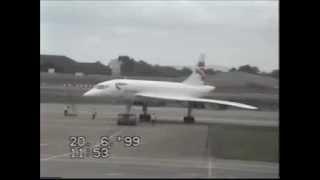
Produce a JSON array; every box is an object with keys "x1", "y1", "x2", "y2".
[
  {"x1": 117, "y1": 82, "x2": 128, "y2": 86},
  {"x1": 95, "y1": 84, "x2": 109, "y2": 89}
]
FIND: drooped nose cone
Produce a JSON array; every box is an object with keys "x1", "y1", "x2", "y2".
[
  {"x1": 83, "y1": 88, "x2": 107, "y2": 97},
  {"x1": 83, "y1": 89, "x2": 95, "y2": 97}
]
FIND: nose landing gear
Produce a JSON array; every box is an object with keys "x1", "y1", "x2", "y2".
[{"x1": 139, "y1": 103, "x2": 151, "y2": 122}]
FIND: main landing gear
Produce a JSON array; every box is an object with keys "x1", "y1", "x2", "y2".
[
  {"x1": 117, "y1": 102, "x2": 151, "y2": 125},
  {"x1": 117, "y1": 102, "x2": 196, "y2": 125},
  {"x1": 183, "y1": 102, "x2": 195, "y2": 124},
  {"x1": 117, "y1": 103, "x2": 137, "y2": 126},
  {"x1": 139, "y1": 103, "x2": 151, "y2": 122}
]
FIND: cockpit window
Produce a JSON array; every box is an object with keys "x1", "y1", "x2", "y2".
[
  {"x1": 117, "y1": 82, "x2": 128, "y2": 86},
  {"x1": 95, "y1": 84, "x2": 109, "y2": 89}
]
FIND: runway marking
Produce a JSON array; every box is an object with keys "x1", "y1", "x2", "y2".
[
  {"x1": 207, "y1": 126, "x2": 214, "y2": 178},
  {"x1": 40, "y1": 157, "x2": 207, "y2": 169},
  {"x1": 40, "y1": 156, "x2": 277, "y2": 175},
  {"x1": 208, "y1": 156, "x2": 213, "y2": 177},
  {"x1": 108, "y1": 155, "x2": 207, "y2": 166},
  {"x1": 40, "y1": 154, "x2": 55, "y2": 159},
  {"x1": 178, "y1": 173, "x2": 199, "y2": 178},
  {"x1": 110, "y1": 127, "x2": 127, "y2": 138},
  {"x1": 41, "y1": 153, "x2": 70, "y2": 161},
  {"x1": 103, "y1": 173, "x2": 123, "y2": 176}
]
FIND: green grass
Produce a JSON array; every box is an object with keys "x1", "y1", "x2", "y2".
[{"x1": 208, "y1": 124, "x2": 279, "y2": 162}]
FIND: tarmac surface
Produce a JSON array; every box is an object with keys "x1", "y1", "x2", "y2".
[{"x1": 40, "y1": 103, "x2": 279, "y2": 178}]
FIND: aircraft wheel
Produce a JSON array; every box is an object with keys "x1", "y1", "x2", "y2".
[
  {"x1": 183, "y1": 116, "x2": 195, "y2": 123},
  {"x1": 139, "y1": 114, "x2": 151, "y2": 122},
  {"x1": 117, "y1": 114, "x2": 137, "y2": 126}
]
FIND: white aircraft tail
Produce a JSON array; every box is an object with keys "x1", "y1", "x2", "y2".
[{"x1": 182, "y1": 54, "x2": 207, "y2": 86}]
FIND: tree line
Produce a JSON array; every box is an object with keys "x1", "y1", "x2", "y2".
[
  {"x1": 40, "y1": 55, "x2": 278, "y2": 79},
  {"x1": 229, "y1": 64, "x2": 279, "y2": 79},
  {"x1": 118, "y1": 56, "x2": 278, "y2": 79},
  {"x1": 117, "y1": 56, "x2": 192, "y2": 77}
]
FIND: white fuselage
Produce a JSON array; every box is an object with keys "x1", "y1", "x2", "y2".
[{"x1": 83, "y1": 79, "x2": 215, "y2": 100}]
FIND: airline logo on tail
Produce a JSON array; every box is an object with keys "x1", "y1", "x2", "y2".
[{"x1": 196, "y1": 54, "x2": 206, "y2": 81}]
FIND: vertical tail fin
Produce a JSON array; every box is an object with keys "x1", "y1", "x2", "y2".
[{"x1": 182, "y1": 54, "x2": 207, "y2": 86}]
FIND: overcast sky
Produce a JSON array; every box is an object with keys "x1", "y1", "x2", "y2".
[{"x1": 40, "y1": 0, "x2": 278, "y2": 72}]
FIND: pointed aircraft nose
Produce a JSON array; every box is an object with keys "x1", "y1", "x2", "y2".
[{"x1": 83, "y1": 90, "x2": 94, "y2": 97}]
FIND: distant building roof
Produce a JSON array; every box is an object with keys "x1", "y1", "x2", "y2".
[{"x1": 40, "y1": 55, "x2": 111, "y2": 75}]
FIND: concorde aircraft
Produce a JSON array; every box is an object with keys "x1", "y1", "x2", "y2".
[{"x1": 83, "y1": 55, "x2": 258, "y2": 125}]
